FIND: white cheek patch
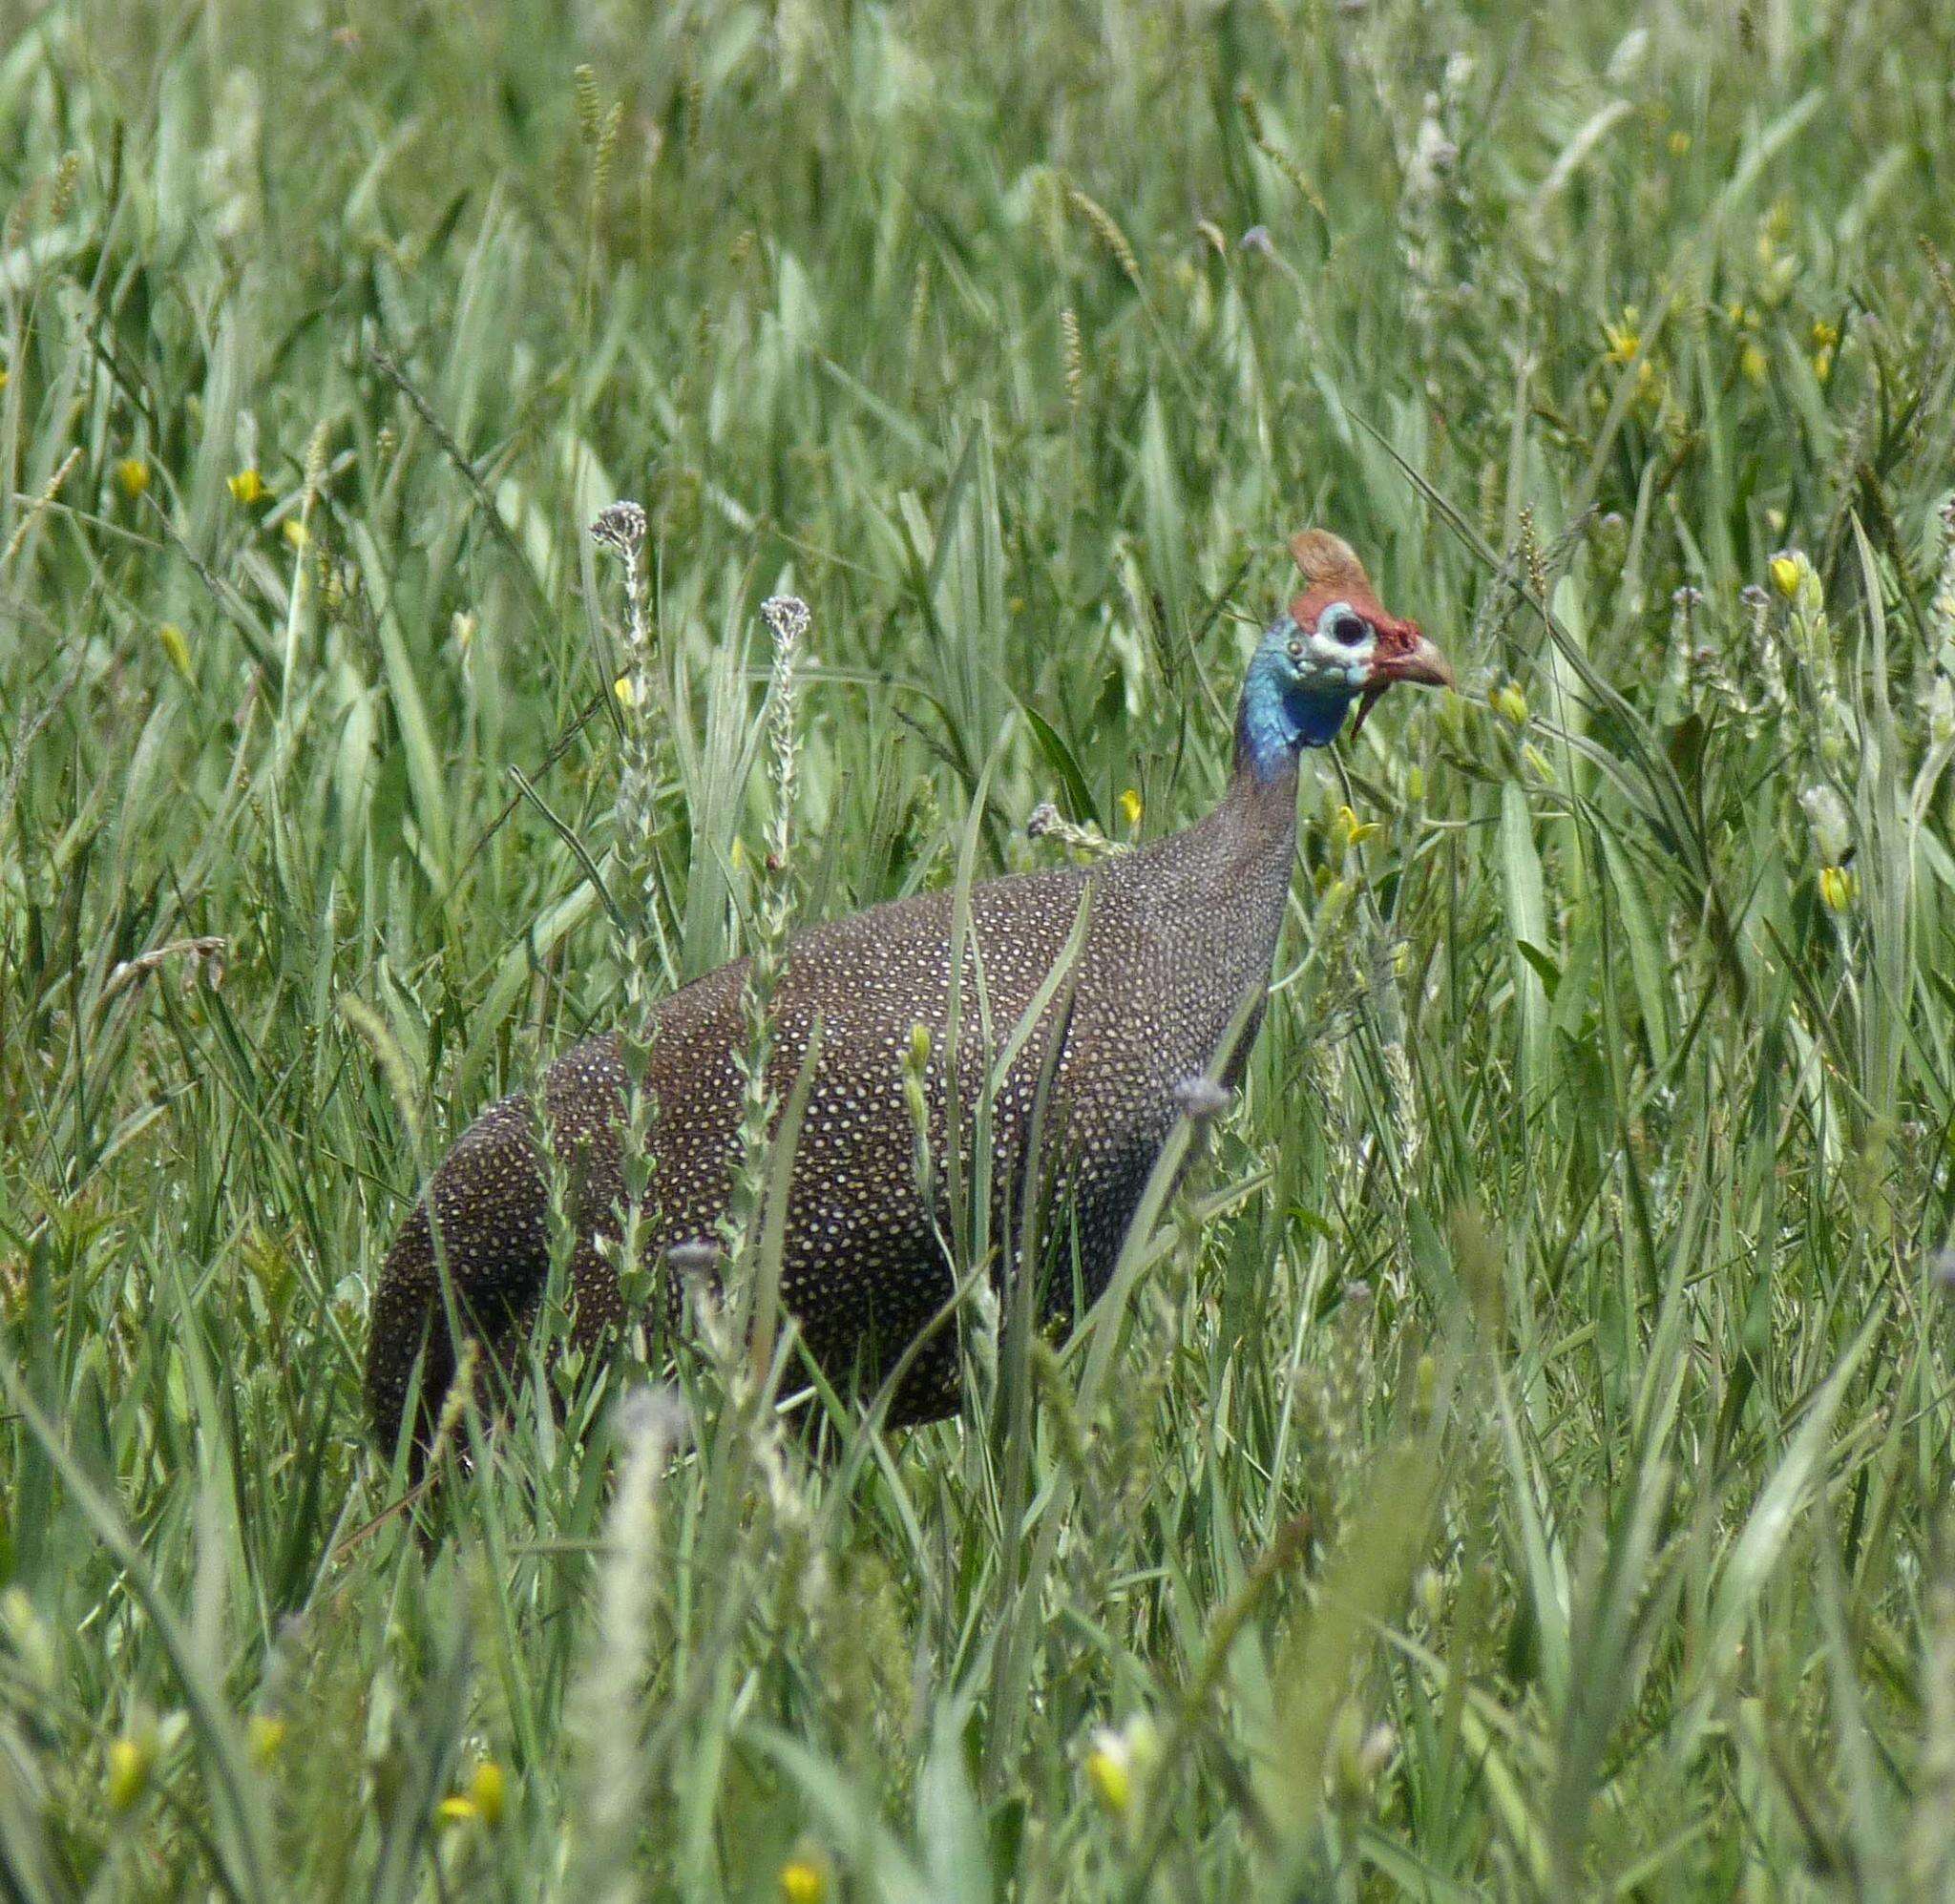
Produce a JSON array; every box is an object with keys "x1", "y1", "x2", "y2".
[{"x1": 1306, "y1": 599, "x2": 1376, "y2": 684}]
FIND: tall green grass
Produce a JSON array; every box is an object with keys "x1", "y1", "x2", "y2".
[{"x1": 4, "y1": 0, "x2": 1954, "y2": 1894}]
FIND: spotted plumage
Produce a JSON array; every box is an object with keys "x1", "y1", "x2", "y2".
[{"x1": 365, "y1": 530, "x2": 1450, "y2": 1460}]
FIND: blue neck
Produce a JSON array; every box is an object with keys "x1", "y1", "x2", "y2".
[{"x1": 1233, "y1": 637, "x2": 1354, "y2": 784}]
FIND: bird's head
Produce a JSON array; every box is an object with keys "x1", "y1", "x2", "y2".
[
  {"x1": 1276, "y1": 528, "x2": 1454, "y2": 729},
  {"x1": 1237, "y1": 529, "x2": 1453, "y2": 777}
]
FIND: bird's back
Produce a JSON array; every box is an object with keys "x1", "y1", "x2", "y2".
[{"x1": 364, "y1": 788, "x2": 1295, "y2": 1456}]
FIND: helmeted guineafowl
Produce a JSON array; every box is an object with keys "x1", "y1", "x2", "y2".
[{"x1": 365, "y1": 529, "x2": 1451, "y2": 1461}]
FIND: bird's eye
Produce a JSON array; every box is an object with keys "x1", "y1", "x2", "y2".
[{"x1": 1326, "y1": 610, "x2": 1371, "y2": 648}]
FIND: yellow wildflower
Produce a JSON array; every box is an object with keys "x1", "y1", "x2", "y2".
[
  {"x1": 1603, "y1": 307, "x2": 1641, "y2": 366},
  {"x1": 1332, "y1": 804, "x2": 1379, "y2": 853},
  {"x1": 1084, "y1": 1714, "x2": 1160, "y2": 1820},
  {"x1": 437, "y1": 1757, "x2": 507, "y2": 1829},
  {"x1": 158, "y1": 623, "x2": 192, "y2": 680},
  {"x1": 614, "y1": 674, "x2": 636, "y2": 706},
  {"x1": 1818, "y1": 866, "x2": 1854, "y2": 911},
  {"x1": 468, "y1": 1759, "x2": 506, "y2": 1828},
  {"x1": 282, "y1": 516, "x2": 309, "y2": 551},
  {"x1": 1416, "y1": 1352, "x2": 1439, "y2": 1414},
  {"x1": 106, "y1": 1733, "x2": 155, "y2": 1814},
  {"x1": 116, "y1": 456, "x2": 150, "y2": 501},
  {"x1": 779, "y1": 1856, "x2": 830, "y2": 1904},
  {"x1": 1118, "y1": 787, "x2": 1143, "y2": 828},
  {"x1": 1085, "y1": 1739, "x2": 1132, "y2": 1816},
  {"x1": 1739, "y1": 341, "x2": 1769, "y2": 385},
  {"x1": 1769, "y1": 553, "x2": 1802, "y2": 600},
  {"x1": 227, "y1": 468, "x2": 264, "y2": 505},
  {"x1": 1810, "y1": 318, "x2": 1839, "y2": 382}
]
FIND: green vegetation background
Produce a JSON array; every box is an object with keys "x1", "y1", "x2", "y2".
[{"x1": 3, "y1": 0, "x2": 1954, "y2": 1895}]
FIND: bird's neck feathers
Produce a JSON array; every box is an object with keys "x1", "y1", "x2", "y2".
[{"x1": 1231, "y1": 636, "x2": 1353, "y2": 789}]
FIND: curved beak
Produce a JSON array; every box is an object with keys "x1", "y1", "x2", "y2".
[
  {"x1": 1376, "y1": 633, "x2": 1455, "y2": 690},
  {"x1": 1348, "y1": 632, "x2": 1454, "y2": 740}
]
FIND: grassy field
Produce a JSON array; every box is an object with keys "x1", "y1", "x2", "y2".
[{"x1": 5, "y1": 0, "x2": 1955, "y2": 1894}]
